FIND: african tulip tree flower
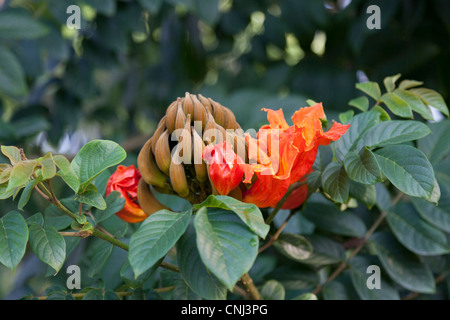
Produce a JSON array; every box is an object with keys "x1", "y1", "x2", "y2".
[
  {"x1": 106, "y1": 165, "x2": 148, "y2": 223},
  {"x1": 240, "y1": 103, "x2": 350, "y2": 208},
  {"x1": 203, "y1": 141, "x2": 245, "y2": 196}
]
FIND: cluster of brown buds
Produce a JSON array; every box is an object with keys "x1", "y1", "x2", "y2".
[{"x1": 137, "y1": 93, "x2": 247, "y2": 214}]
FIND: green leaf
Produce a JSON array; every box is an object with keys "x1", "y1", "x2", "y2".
[
  {"x1": 358, "y1": 120, "x2": 431, "y2": 149},
  {"x1": 94, "y1": 191, "x2": 125, "y2": 223},
  {"x1": 53, "y1": 155, "x2": 80, "y2": 193},
  {"x1": 339, "y1": 110, "x2": 354, "y2": 123},
  {"x1": 374, "y1": 145, "x2": 435, "y2": 200},
  {"x1": 40, "y1": 153, "x2": 56, "y2": 180},
  {"x1": 0, "y1": 47, "x2": 28, "y2": 96},
  {"x1": 6, "y1": 160, "x2": 37, "y2": 193},
  {"x1": 77, "y1": 184, "x2": 107, "y2": 210},
  {"x1": 44, "y1": 198, "x2": 76, "y2": 230},
  {"x1": 260, "y1": 280, "x2": 285, "y2": 300},
  {"x1": 71, "y1": 140, "x2": 126, "y2": 192},
  {"x1": 349, "y1": 255, "x2": 400, "y2": 300},
  {"x1": 398, "y1": 79, "x2": 423, "y2": 90},
  {"x1": 88, "y1": 241, "x2": 113, "y2": 277},
  {"x1": 29, "y1": 223, "x2": 66, "y2": 273},
  {"x1": 387, "y1": 203, "x2": 450, "y2": 255},
  {"x1": 323, "y1": 277, "x2": 359, "y2": 300},
  {"x1": 409, "y1": 88, "x2": 449, "y2": 117},
  {"x1": 321, "y1": 162, "x2": 349, "y2": 203},
  {"x1": 82, "y1": 289, "x2": 120, "y2": 300},
  {"x1": 194, "y1": 207, "x2": 258, "y2": 291},
  {"x1": 355, "y1": 81, "x2": 381, "y2": 101},
  {"x1": 194, "y1": 195, "x2": 269, "y2": 239},
  {"x1": 348, "y1": 96, "x2": 369, "y2": 112},
  {"x1": 1, "y1": 146, "x2": 21, "y2": 165},
  {"x1": 302, "y1": 203, "x2": 367, "y2": 238},
  {"x1": 306, "y1": 170, "x2": 322, "y2": 190},
  {"x1": 0, "y1": 10, "x2": 49, "y2": 39},
  {"x1": 0, "y1": 212, "x2": 28, "y2": 270},
  {"x1": 411, "y1": 187, "x2": 450, "y2": 233},
  {"x1": 273, "y1": 233, "x2": 313, "y2": 262},
  {"x1": 129, "y1": 209, "x2": 192, "y2": 278},
  {"x1": 344, "y1": 148, "x2": 382, "y2": 185},
  {"x1": 300, "y1": 234, "x2": 345, "y2": 267},
  {"x1": 417, "y1": 120, "x2": 450, "y2": 165},
  {"x1": 383, "y1": 74, "x2": 401, "y2": 92},
  {"x1": 27, "y1": 212, "x2": 44, "y2": 226},
  {"x1": 334, "y1": 111, "x2": 380, "y2": 162},
  {"x1": 120, "y1": 258, "x2": 160, "y2": 289},
  {"x1": 292, "y1": 293, "x2": 318, "y2": 300},
  {"x1": 266, "y1": 265, "x2": 319, "y2": 291},
  {"x1": 176, "y1": 223, "x2": 227, "y2": 300},
  {"x1": 394, "y1": 89, "x2": 434, "y2": 120},
  {"x1": 138, "y1": 0, "x2": 163, "y2": 13},
  {"x1": 18, "y1": 177, "x2": 42, "y2": 210},
  {"x1": 370, "y1": 231, "x2": 435, "y2": 294},
  {"x1": 380, "y1": 92, "x2": 413, "y2": 118},
  {"x1": 349, "y1": 181, "x2": 377, "y2": 209}
]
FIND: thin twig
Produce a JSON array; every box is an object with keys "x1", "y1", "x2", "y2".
[
  {"x1": 259, "y1": 210, "x2": 295, "y2": 254},
  {"x1": 312, "y1": 192, "x2": 404, "y2": 295},
  {"x1": 240, "y1": 273, "x2": 261, "y2": 300}
]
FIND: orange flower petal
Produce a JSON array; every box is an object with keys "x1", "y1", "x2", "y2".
[{"x1": 262, "y1": 108, "x2": 290, "y2": 129}]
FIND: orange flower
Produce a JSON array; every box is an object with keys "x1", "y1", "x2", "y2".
[
  {"x1": 203, "y1": 141, "x2": 244, "y2": 196},
  {"x1": 241, "y1": 103, "x2": 350, "y2": 208},
  {"x1": 106, "y1": 165, "x2": 148, "y2": 223}
]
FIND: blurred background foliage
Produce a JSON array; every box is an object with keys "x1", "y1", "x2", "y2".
[{"x1": 0, "y1": 0, "x2": 449, "y2": 299}]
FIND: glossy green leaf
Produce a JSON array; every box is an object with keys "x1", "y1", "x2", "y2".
[
  {"x1": 71, "y1": 140, "x2": 126, "y2": 192},
  {"x1": 40, "y1": 152, "x2": 56, "y2": 180},
  {"x1": 321, "y1": 162, "x2": 350, "y2": 203},
  {"x1": 29, "y1": 223, "x2": 66, "y2": 273},
  {"x1": 0, "y1": 47, "x2": 28, "y2": 96},
  {"x1": 292, "y1": 293, "x2": 318, "y2": 300},
  {"x1": 370, "y1": 231, "x2": 435, "y2": 293},
  {"x1": 411, "y1": 187, "x2": 450, "y2": 233},
  {"x1": 348, "y1": 96, "x2": 369, "y2": 112},
  {"x1": 53, "y1": 155, "x2": 80, "y2": 193},
  {"x1": 88, "y1": 241, "x2": 113, "y2": 277},
  {"x1": 129, "y1": 209, "x2": 192, "y2": 278},
  {"x1": 0, "y1": 10, "x2": 49, "y2": 39},
  {"x1": 355, "y1": 81, "x2": 381, "y2": 101},
  {"x1": 374, "y1": 145, "x2": 435, "y2": 200},
  {"x1": 387, "y1": 203, "x2": 450, "y2": 255},
  {"x1": 0, "y1": 212, "x2": 28, "y2": 270},
  {"x1": 383, "y1": 73, "x2": 401, "y2": 92},
  {"x1": 394, "y1": 89, "x2": 434, "y2": 120},
  {"x1": 194, "y1": 195, "x2": 269, "y2": 239},
  {"x1": 260, "y1": 280, "x2": 285, "y2": 300},
  {"x1": 94, "y1": 191, "x2": 125, "y2": 223},
  {"x1": 18, "y1": 177, "x2": 42, "y2": 210},
  {"x1": 77, "y1": 184, "x2": 107, "y2": 210},
  {"x1": 6, "y1": 160, "x2": 37, "y2": 193},
  {"x1": 300, "y1": 234, "x2": 345, "y2": 267},
  {"x1": 176, "y1": 223, "x2": 227, "y2": 300},
  {"x1": 1, "y1": 146, "x2": 21, "y2": 165},
  {"x1": 194, "y1": 207, "x2": 258, "y2": 291},
  {"x1": 358, "y1": 120, "x2": 431, "y2": 149},
  {"x1": 410, "y1": 88, "x2": 449, "y2": 117},
  {"x1": 349, "y1": 181, "x2": 377, "y2": 209},
  {"x1": 302, "y1": 203, "x2": 366, "y2": 238},
  {"x1": 350, "y1": 256, "x2": 400, "y2": 300},
  {"x1": 380, "y1": 92, "x2": 413, "y2": 118},
  {"x1": 273, "y1": 233, "x2": 313, "y2": 262},
  {"x1": 120, "y1": 258, "x2": 160, "y2": 289},
  {"x1": 398, "y1": 79, "x2": 423, "y2": 90},
  {"x1": 344, "y1": 148, "x2": 382, "y2": 185},
  {"x1": 334, "y1": 111, "x2": 380, "y2": 162},
  {"x1": 417, "y1": 120, "x2": 450, "y2": 165}
]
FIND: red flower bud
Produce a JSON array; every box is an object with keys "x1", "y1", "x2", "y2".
[
  {"x1": 106, "y1": 165, "x2": 148, "y2": 223},
  {"x1": 202, "y1": 141, "x2": 244, "y2": 196}
]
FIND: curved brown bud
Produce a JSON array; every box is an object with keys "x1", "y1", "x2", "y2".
[
  {"x1": 183, "y1": 93, "x2": 194, "y2": 120},
  {"x1": 154, "y1": 130, "x2": 171, "y2": 175},
  {"x1": 175, "y1": 101, "x2": 187, "y2": 132},
  {"x1": 209, "y1": 98, "x2": 225, "y2": 127},
  {"x1": 137, "y1": 137, "x2": 170, "y2": 189},
  {"x1": 198, "y1": 94, "x2": 213, "y2": 114},
  {"x1": 137, "y1": 178, "x2": 170, "y2": 216},
  {"x1": 192, "y1": 95, "x2": 208, "y2": 129},
  {"x1": 165, "y1": 99, "x2": 179, "y2": 134},
  {"x1": 179, "y1": 114, "x2": 192, "y2": 164},
  {"x1": 192, "y1": 127, "x2": 208, "y2": 182},
  {"x1": 151, "y1": 115, "x2": 167, "y2": 155},
  {"x1": 169, "y1": 157, "x2": 190, "y2": 198},
  {"x1": 223, "y1": 106, "x2": 240, "y2": 130}
]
